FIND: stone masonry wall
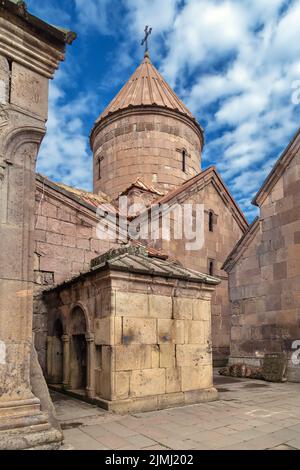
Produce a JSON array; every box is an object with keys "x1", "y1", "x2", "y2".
[
  {"x1": 92, "y1": 110, "x2": 202, "y2": 199},
  {"x1": 33, "y1": 185, "x2": 119, "y2": 370},
  {"x1": 228, "y1": 146, "x2": 300, "y2": 381},
  {"x1": 152, "y1": 181, "x2": 245, "y2": 365},
  {"x1": 45, "y1": 269, "x2": 217, "y2": 413}
]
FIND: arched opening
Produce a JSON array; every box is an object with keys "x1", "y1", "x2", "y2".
[{"x1": 69, "y1": 307, "x2": 87, "y2": 391}]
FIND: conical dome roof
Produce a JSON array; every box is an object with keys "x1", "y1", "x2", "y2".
[{"x1": 95, "y1": 54, "x2": 198, "y2": 125}]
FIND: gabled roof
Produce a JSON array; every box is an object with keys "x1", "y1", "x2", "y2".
[
  {"x1": 222, "y1": 217, "x2": 260, "y2": 272},
  {"x1": 36, "y1": 174, "x2": 118, "y2": 215},
  {"x1": 146, "y1": 167, "x2": 248, "y2": 233},
  {"x1": 93, "y1": 54, "x2": 202, "y2": 135},
  {"x1": 118, "y1": 177, "x2": 164, "y2": 198},
  {"x1": 253, "y1": 128, "x2": 300, "y2": 207},
  {"x1": 45, "y1": 245, "x2": 220, "y2": 293},
  {"x1": 4, "y1": 0, "x2": 76, "y2": 45}
]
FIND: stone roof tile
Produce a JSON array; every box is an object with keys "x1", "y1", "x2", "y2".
[{"x1": 95, "y1": 55, "x2": 200, "y2": 126}]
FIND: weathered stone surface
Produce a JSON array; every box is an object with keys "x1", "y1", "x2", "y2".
[
  {"x1": 149, "y1": 295, "x2": 172, "y2": 319},
  {"x1": 159, "y1": 344, "x2": 176, "y2": 368},
  {"x1": 225, "y1": 130, "x2": 300, "y2": 382},
  {"x1": 115, "y1": 345, "x2": 152, "y2": 371},
  {"x1": 157, "y1": 319, "x2": 185, "y2": 344},
  {"x1": 115, "y1": 292, "x2": 148, "y2": 318},
  {"x1": 181, "y1": 364, "x2": 213, "y2": 391},
  {"x1": 173, "y1": 298, "x2": 194, "y2": 320},
  {"x1": 165, "y1": 367, "x2": 181, "y2": 393},
  {"x1": 122, "y1": 318, "x2": 157, "y2": 344},
  {"x1": 0, "y1": 3, "x2": 73, "y2": 450},
  {"x1": 176, "y1": 344, "x2": 211, "y2": 367},
  {"x1": 94, "y1": 317, "x2": 122, "y2": 345},
  {"x1": 130, "y1": 369, "x2": 166, "y2": 398},
  {"x1": 45, "y1": 252, "x2": 218, "y2": 412}
]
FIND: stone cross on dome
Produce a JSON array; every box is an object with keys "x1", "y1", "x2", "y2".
[{"x1": 141, "y1": 25, "x2": 152, "y2": 58}]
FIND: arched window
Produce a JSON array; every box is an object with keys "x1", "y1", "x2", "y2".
[
  {"x1": 209, "y1": 211, "x2": 214, "y2": 232},
  {"x1": 182, "y1": 150, "x2": 186, "y2": 172}
]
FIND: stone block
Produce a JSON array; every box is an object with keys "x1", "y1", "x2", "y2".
[
  {"x1": 11, "y1": 62, "x2": 48, "y2": 118},
  {"x1": 158, "y1": 319, "x2": 185, "y2": 344},
  {"x1": 159, "y1": 344, "x2": 175, "y2": 368},
  {"x1": 122, "y1": 318, "x2": 157, "y2": 344},
  {"x1": 173, "y1": 298, "x2": 193, "y2": 319},
  {"x1": 151, "y1": 345, "x2": 160, "y2": 368},
  {"x1": 176, "y1": 344, "x2": 211, "y2": 367},
  {"x1": 114, "y1": 372, "x2": 130, "y2": 400},
  {"x1": 98, "y1": 369, "x2": 112, "y2": 400},
  {"x1": 184, "y1": 320, "x2": 209, "y2": 344},
  {"x1": 181, "y1": 364, "x2": 213, "y2": 391},
  {"x1": 107, "y1": 396, "x2": 158, "y2": 415},
  {"x1": 76, "y1": 238, "x2": 90, "y2": 250},
  {"x1": 115, "y1": 344, "x2": 152, "y2": 371},
  {"x1": 193, "y1": 299, "x2": 211, "y2": 321},
  {"x1": 115, "y1": 291, "x2": 148, "y2": 317},
  {"x1": 130, "y1": 369, "x2": 166, "y2": 397},
  {"x1": 273, "y1": 261, "x2": 287, "y2": 281},
  {"x1": 95, "y1": 317, "x2": 120, "y2": 345},
  {"x1": 149, "y1": 295, "x2": 172, "y2": 318},
  {"x1": 166, "y1": 367, "x2": 181, "y2": 393},
  {"x1": 157, "y1": 392, "x2": 184, "y2": 410},
  {"x1": 184, "y1": 387, "x2": 218, "y2": 404}
]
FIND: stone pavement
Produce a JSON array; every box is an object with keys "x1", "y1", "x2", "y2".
[{"x1": 52, "y1": 372, "x2": 300, "y2": 450}]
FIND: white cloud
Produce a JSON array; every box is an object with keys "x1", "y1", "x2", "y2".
[
  {"x1": 34, "y1": 0, "x2": 300, "y2": 221},
  {"x1": 146, "y1": 0, "x2": 300, "y2": 217},
  {"x1": 73, "y1": 0, "x2": 121, "y2": 35},
  {"x1": 36, "y1": 71, "x2": 96, "y2": 191}
]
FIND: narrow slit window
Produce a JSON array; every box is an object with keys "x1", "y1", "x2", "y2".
[
  {"x1": 8, "y1": 59, "x2": 12, "y2": 103},
  {"x1": 209, "y1": 260, "x2": 215, "y2": 276},
  {"x1": 209, "y1": 211, "x2": 214, "y2": 232},
  {"x1": 182, "y1": 150, "x2": 186, "y2": 172},
  {"x1": 97, "y1": 156, "x2": 104, "y2": 180}
]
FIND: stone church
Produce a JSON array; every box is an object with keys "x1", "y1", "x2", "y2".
[
  {"x1": 32, "y1": 45, "x2": 250, "y2": 414},
  {"x1": 33, "y1": 51, "x2": 248, "y2": 378},
  {"x1": 0, "y1": 0, "x2": 247, "y2": 447}
]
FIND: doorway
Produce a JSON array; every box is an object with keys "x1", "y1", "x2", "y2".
[
  {"x1": 49, "y1": 318, "x2": 63, "y2": 384},
  {"x1": 69, "y1": 307, "x2": 87, "y2": 391}
]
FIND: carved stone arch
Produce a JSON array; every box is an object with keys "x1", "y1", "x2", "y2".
[
  {"x1": 68, "y1": 303, "x2": 90, "y2": 391},
  {"x1": 68, "y1": 302, "x2": 91, "y2": 336},
  {"x1": 49, "y1": 313, "x2": 66, "y2": 337},
  {"x1": 2, "y1": 125, "x2": 45, "y2": 164}
]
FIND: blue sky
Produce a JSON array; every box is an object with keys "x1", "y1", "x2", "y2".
[{"x1": 27, "y1": 0, "x2": 300, "y2": 220}]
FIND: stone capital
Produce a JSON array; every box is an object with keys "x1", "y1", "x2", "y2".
[{"x1": 85, "y1": 333, "x2": 95, "y2": 343}]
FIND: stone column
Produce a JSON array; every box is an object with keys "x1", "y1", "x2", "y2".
[
  {"x1": 62, "y1": 335, "x2": 70, "y2": 388},
  {"x1": 46, "y1": 336, "x2": 53, "y2": 382},
  {"x1": 86, "y1": 333, "x2": 96, "y2": 398},
  {"x1": 0, "y1": 3, "x2": 75, "y2": 449}
]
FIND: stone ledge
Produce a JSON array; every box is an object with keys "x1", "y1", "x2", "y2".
[
  {"x1": 0, "y1": 427, "x2": 62, "y2": 450},
  {"x1": 49, "y1": 385, "x2": 218, "y2": 415}
]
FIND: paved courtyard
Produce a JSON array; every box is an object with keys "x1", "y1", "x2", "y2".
[{"x1": 53, "y1": 372, "x2": 300, "y2": 450}]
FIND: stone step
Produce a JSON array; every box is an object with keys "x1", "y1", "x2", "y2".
[{"x1": 0, "y1": 411, "x2": 48, "y2": 431}]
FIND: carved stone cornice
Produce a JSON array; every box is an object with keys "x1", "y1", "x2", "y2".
[{"x1": 0, "y1": 8, "x2": 72, "y2": 78}]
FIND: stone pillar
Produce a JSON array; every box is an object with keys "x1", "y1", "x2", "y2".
[
  {"x1": 0, "y1": 3, "x2": 75, "y2": 449},
  {"x1": 86, "y1": 333, "x2": 95, "y2": 398},
  {"x1": 46, "y1": 336, "x2": 53, "y2": 381},
  {"x1": 62, "y1": 335, "x2": 70, "y2": 388}
]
